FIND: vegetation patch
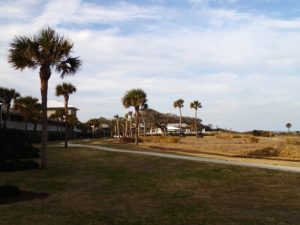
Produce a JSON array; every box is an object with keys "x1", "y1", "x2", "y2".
[
  {"x1": 247, "y1": 147, "x2": 280, "y2": 157},
  {"x1": 0, "y1": 184, "x2": 48, "y2": 205},
  {"x1": 0, "y1": 147, "x2": 299, "y2": 225},
  {"x1": 142, "y1": 136, "x2": 181, "y2": 144},
  {"x1": 286, "y1": 138, "x2": 300, "y2": 145},
  {"x1": 243, "y1": 136, "x2": 259, "y2": 144}
]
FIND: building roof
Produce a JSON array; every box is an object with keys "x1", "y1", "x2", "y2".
[{"x1": 46, "y1": 100, "x2": 78, "y2": 110}]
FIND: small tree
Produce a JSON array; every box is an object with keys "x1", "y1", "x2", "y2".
[
  {"x1": 190, "y1": 100, "x2": 202, "y2": 137},
  {"x1": 286, "y1": 123, "x2": 292, "y2": 133},
  {"x1": 114, "y1": 114, "x2": 120, "y2": 139},
  {"x1": 173, "y1": 99, "x2": 184, "y2": 132},
  {"x1": 122, "y1": 89, "x2": 147, "y2": 145},
  {"x1": 56, "y1": 82, "x2": 77, "y2": 148},
  {"x1": 14, "y1": 96, "x2": 41, "y2": 131},
  {"x1": 0, "y1": 87, "x2": 20, "y2": 128}
]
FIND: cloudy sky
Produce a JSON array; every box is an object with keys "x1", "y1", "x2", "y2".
[{"x1": 0, "y1": 0, "x2": 300, "y2": 131}]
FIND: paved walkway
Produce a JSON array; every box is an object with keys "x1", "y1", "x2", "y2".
[{"x1": 68, "y1": 143, "x2": 300, "y2": 173}]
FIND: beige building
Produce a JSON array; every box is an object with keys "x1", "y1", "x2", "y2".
[{"x1": 47, "y1": 100, "x2": 78, "y2": 118}]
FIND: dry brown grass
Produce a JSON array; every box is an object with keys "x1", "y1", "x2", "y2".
[
  {"x1": 140, "y1": 134, "x2": 300, "y2": 161},
  {"x1": 141, "y1": 136, "x2": 180, "y2": 144}
]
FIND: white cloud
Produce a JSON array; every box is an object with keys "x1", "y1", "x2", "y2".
[{"x1": 1, "y1": 0, "x2": 300, "y2": 131}]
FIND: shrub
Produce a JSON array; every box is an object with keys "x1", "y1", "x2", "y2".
[
  {"x1": 142, "y1": 136, "x2": 180, "y2": 144},
  {"x1": 0, "y1": 185, "x2": 21, "y2": 198},
  {"x1": 286, "y1": 138, "x2": 300, "y2": 145},
  {"x1": 253, "y1": 130, "x2": 274, "y2": 137},
  {"x1": 243, "y1": 136, "x2": 259, "y2": 144},
  {"x1": 215, "y1": 133, "x2": 233, "y2": 140},
  {"x1": 0, "y1": 129, "x2": 40, "y2": 160},
  {"x1": 247, "y1": 147, "x2": 280, "y2": 157},
  {"x1": 0, "y1": 160, "x2": 39, "y2": 172}
]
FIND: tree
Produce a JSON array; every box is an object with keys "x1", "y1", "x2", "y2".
[
  {"x1": 8, "y1": 27, "x2": 81, "y2": 168},
  {"x1": 122, "y1": 89, "x2": 147, "y2": 145},
  {"x1": 0, "y1": 87, "x2": 20, "y2": 128},
  {"x1": 190, "y1": 100, "x2": 202, "y2": 137},
  {"x1": 173, "y1": 99, "x2": 184, "y2": 132},
  {"x1": 128, "y1": 111, "x2": 133, "y2": 138},
  {"x1": 114, "y1": 114, "x2": 120, "y2": 139},
  {"x1": 286, "y1": 123, "x2": 292, "y2": 133},
  {"x1": 14, "y1": 96, "x2": 41, "y2": 131},
  {"x1": 50, "y1": 109, "x2": 65, "y2": 132},
  {"x1": 56, "y1": 82, "x2": 77, "y2": 148}
]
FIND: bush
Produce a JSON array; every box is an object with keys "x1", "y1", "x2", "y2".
[
  {"x1": 0, "y1": 129, "x2": 40, "y2": 160},
  {"x1": 142, "y1": 136, "x2": 180, "y2": 144},
  {"x1": 0, "y1": 160, "x2": 39, "y2": 172},
  {"x1": 286, "y1": 138, "x2": 300, "y2": 145},
  {"x1": 247, "y1": 147, "x2": 280, "y2": 157},
  {"x1": 243, "y1": 136, "x2": 259, "y2": 144},
  {"x1": 215, "y1": 133, "x2": 233, "y2": 140},
  {"x1": 253, "y1": 130, "x2": 274, "y2": 137},
  {"x1": 0, "y1": 185, "x2": 21, "y2": 198}
]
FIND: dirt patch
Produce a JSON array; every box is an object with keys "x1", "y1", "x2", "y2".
[{"x1": 0, "y1": 191, "x2": 49, "y2": 205}]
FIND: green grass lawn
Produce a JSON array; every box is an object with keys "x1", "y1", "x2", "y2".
[{"x1": 1, "y1": 146, "x2": 300, "y2": 225}]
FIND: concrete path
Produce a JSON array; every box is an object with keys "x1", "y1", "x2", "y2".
[{"x1": 68, "y1": 143, "x2": 300, "y2": 173}]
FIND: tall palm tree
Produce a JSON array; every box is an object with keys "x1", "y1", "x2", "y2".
[
  {"x1": 114, "y1": 114, "x2": 120, "y2": 139},
  {"x1": 173, "y1": 99, "x2": 184, "y2": 132},
  {"x1": 56, "y1": 82, "x2": 77, "y2": 148},
  {"x1": 14, "y1": 96, "x2": 41, "y2": 131},
  {"x1": 0, "y1": 87, "x2": 20, "y2": 128},
  {"x1": 8, "y1": 27, "x2": 81, "y2": 168},
  {"x1": 190, "y1": 100, "x2": 202, "y2": 137},
  {"x1": 286, "y1": 123, "x2": 292, "y2": 133},
  {"x1": 122, "y1": 89, "x2": 147, "y2": 145}
]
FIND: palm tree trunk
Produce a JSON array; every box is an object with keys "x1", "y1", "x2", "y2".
[
  {"x1": 125, "y1": 119, "x2": 128, "y2": 137},
  {"x1": 179, "y1": 107, "x2": 182, "y2": 129},
  {"x1": 116, "y1": 119, "x2": 120, "y2": 139},
  {"x1": 135, "y1": 111, "x2": 139, "y2": 145},
  {"x1": 40, "y1": 78, "x2": 48, "y2": 168},
  {"x1": 64, "y1": 96, "x2": 69, "y2": 148},
  {"x1": 130, "y1": 117, "x2": 132, "y2": 138},
  {"x1": 4, "y1": 104, "x2": 10, "y2": 128},
  {"x1": 194, "y1": 109, "x2": 198, "y2": 137}
]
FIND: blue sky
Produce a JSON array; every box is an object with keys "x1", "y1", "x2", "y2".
[{"x1": 0, "y1": 0, "x2": 300, "y2": 131}]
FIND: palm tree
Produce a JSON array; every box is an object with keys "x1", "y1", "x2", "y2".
[
  {"x1": 50, "y1": 109, "x2": 65, "y2": 132},
  {"x1": 128, "y1": 111, "x2": 133, "y2": 138},
  {"x1": 286, "y1": 123, "x2": 292, "y2": 133},
  {"x1": 14, "y1": 96, "x2": 41, "y2": 131},
  {"x1": 8, "y1": 27, "x2": 81, "y2": 168},
  {"x1": 190, "y1": 100, "x2": 202, "y2": 137},
  {"x1": 114, "y1": 114, "x2": 120, "y2": 139},
  {"x1": 122, "y1": 89, "x2": 147, "y2": 145},
  {"x1": 173, "y1": 99, "x2": 184, "y2": 132},
  {"x1": 124, "y1": 113, "x2": 129, "y2": 137},
  {"x1": 56, "y1": 82, "x2": 77, "y2": 148},
  {"x1": 0, "y1": 87, "x2": 20, "y2": 128}
]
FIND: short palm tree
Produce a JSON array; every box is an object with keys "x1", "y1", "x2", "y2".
[
  {"x1": 173, "y1": 99, "x2": 184, "y2": 131},
  {"x1": 56, "y1": 82, "x2": 77, "y2": 148},
  {"x1": 14, "y1": 96, "x2": 41, "y2": 131},
  {"x1": 0, "y1": 87, "x2": 20, "y2": 128},
  {"x1": 190, "y1": 100, "x2": 202, "y2": 136},
  {"x1": 114, "y1": 114, "x2": 120, "y2": 139},
  {"x1": 286, "y1": 123, "x2": 292, "y2": 133},
  {"x1": 50, "y1": 109, "x2": 65, "y2": 132},
  {"x1": 8, "y1": 27, "x2": 81, "y2": 168},
  {"x1": 122, "y1": 89, "x2": 147, "y2": 145}
]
